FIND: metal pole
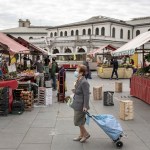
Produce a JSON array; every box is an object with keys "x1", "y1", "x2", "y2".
[{"x1": 142, "y1": 45, "x2": 145, "y2": 67}]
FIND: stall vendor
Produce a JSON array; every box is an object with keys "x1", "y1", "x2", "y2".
[{"x1": 1, "y1": 60, "x2": 8, "y2": 74}]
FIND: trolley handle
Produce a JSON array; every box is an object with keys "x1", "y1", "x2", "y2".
[{"x1": 85, "y1": 111, "x2": 92, "y2": 118}]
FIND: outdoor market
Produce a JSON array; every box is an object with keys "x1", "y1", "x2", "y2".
[{"x1": 0, "y1": 31, "x2": 150, "y2": 117}]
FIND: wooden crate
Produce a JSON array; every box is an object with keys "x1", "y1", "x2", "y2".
[
  {"x1": 115, "y1": 82, "x2": 122, "y2": 92},
  {"x1": 93, "y1": 86, "x2": 102, "y2": 100},
  {"x1": 119, "y1": 100, "x2": 134, "y2": 120},
  {"x1": 21, "y1": 91, "x2": 34, "y2": 111},
  {"x1": 37, "y1": 87, "x2": 52, "y2": 105}
]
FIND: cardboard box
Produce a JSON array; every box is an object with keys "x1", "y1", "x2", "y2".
[
  {"x1": 115, "y1": 82, "x2": 123, "y2": 92},
  {"x1": 119, "y1": 100, "x2": 134, "y2": 120},
  {"x1": 93, "y1": 86, "x2": 102, "y2": 100}
]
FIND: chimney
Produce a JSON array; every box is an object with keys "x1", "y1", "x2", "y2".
[
  {"x1": 19, "y1": 19, "x2": 24, "y2": 27},
  {"x1": 25, "y1": 19, "x2": 31, "y2": 27},
  {"x1": 18, "y1": 19, "x2": 31, "y2": 27}
]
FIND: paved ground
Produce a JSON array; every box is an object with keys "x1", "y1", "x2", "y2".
[{"x1": 0, "y1": 71, "x2": 150, "y2": 150}]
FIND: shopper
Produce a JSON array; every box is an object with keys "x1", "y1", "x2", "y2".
[
  {"x1": 110, "y1": 58, "x2": 119, "y2": 80},
  {"x1": 71, "y1": 64, "x2": 90, "y2": 143},
  {"x1": 33, "y1": 56, "x2": 44, "y2": 87},
  {"x1": 44, "y1": 57, "x2": 51, "y2": 81},
  {"x1": 83, "y1": 58, "x2": 92, "y2": 79},
  {"x1": 51, "y1": 58, "x2": 58, "y2": 91}
]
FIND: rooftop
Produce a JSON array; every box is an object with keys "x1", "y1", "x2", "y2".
[
  {"x1": 0, "y1": 27, "x2": 49, "y2": 34},
  {"x1": 131, "y1": 16, "x2": 150, "y2": 21},
  {"x1": 47, "y1": 16, "x2": 129, "y2": 29}
]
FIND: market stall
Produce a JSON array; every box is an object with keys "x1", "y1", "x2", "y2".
[
  {"x1": 97, "y1": 67, "x2": 133, "y2": 79},
  {"x1": 113, "y1": 31, "x2": 150, "y2": 104},
  {"x1": 0, "y1": 33, "x2": 31, "y2": 115},
  {"x1": 88, "y1": 44, "x2": 133, "y2": 78},
  {"x1": 0, "y1": 33, "x2": 52, "y2": 116}
]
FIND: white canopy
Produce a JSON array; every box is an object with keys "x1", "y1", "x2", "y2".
[
  {"x1": 89, "y1": 44, "x2": 116, "y2": 56},
  {"x1": 112, "y1": 31, "x2": 150, "y2": 56}
]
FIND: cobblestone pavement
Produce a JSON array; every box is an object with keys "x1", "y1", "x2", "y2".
[{"x1": 0, "y1": 71, "x2": 150, "y2": 150}]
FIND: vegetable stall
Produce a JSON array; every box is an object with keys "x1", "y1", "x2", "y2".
[{"x1": 112, "y1": 31, "x2": 150, "y2": 104}]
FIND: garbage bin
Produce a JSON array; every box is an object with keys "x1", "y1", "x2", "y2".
[{"x1": 103, "y1": 91, "x2": 114, "y2": 106}]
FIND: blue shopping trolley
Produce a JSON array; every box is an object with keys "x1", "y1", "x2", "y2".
[{"x1": 86, "y1": 112, "x2": 124, "y2": 148}]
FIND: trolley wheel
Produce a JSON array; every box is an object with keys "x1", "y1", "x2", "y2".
[{"x1": 116, "y1": 141, "x2": 123, "y2": 148}]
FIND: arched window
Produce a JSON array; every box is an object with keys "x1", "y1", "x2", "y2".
[
  {"x1": 64, "y1": 31, "x2": 67, "y2": 36},
  {"x1": 95, "y1": 28, "x2": 99, "y2": 35},
  {"x1": 60, "y1": 31, "x2": 63, "y2": 37},
  {"x1": 127, "y1": 30, "x2": 130, "y2": 40},
  {"x1": 112, "y1": 27, "x2": 115, "y2": 38},
  {"x1": 54, "y1": 32, "x2": 57, "y2": 36},
  {"x1": 148, "y1": 29, "x2": 150, "y2": 31},
  {"x1": 41, "y1": 37, "x2": 44, "y2": 39},
  {"x1": 88, "y1": 28, "x2": 91, "y2": 35},
  {"x1": 50, "y1": 32, "x2": 53, "y2": 38},
  {"x1": 53, "y1": 49, "x2": 59, "y2": 54},
  {"x1": 76, "y1": 30, "x2": 79, "y2": 36},
  {"x1": 29, "y1": 37, "x2": 33, "y2": 40},
  {"x1": 65, "y1": 48, "x2": 72, "y2": 53},
  {"x1": 78, "y1": 48, "x2": 85, "y2": 53},
  {"x1": 71, "y1": 30, "x2": 74, "y2": 36},
  {"x1": 120, "y1": 29, "x2": 123, "y2": 39},
  {"x1": 136, "y1": 30, "x2": 140, "y2": 36},
  {"x1": 101, "y1": 27, "x2": 105, "y2": 36},
  {"x1": 82, "y1": 29, "x2": 86, "y2": 35}
]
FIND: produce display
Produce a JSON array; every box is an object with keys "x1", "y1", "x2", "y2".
[
  {"x1": 134, "y1": 53, "x2": 150, "y2": 77},
  {"x1": 20, "y1": 70, "x2": 35, "y2": 76},
  {"x1": 135, "y1": 66, "x2": 150, "y2": 77},
  {"x1": 20, "y1": 91, "x2": 34, "y2": 111}
]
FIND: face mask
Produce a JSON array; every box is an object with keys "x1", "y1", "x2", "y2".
[{"x1": 74, "y1": 71, "x2": 79, "y2": 78}]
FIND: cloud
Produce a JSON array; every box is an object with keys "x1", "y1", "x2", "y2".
[{"x1": 0, "y1": 0, "x2": 149, "y2": 29}]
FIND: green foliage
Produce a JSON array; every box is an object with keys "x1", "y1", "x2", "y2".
[
  {"x1": 135, "y1": 66, "x2": 150, "y2": 75},
  {"x1": 145, "y1": 53, "x2": 150, "y2": 62}
]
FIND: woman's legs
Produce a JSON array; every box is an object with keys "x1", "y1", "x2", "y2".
[{"x1": 79, "y1": 125, "x2": 89, "y2": 137}]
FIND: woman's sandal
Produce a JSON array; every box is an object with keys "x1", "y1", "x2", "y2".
[
  {"x1": 73, "y1": 136, "x2": 82, "y2": 141},
  {"x1": 80, "y1": 134, "x2": 90, "y2": 143}
]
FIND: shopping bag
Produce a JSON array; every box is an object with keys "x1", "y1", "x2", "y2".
[{"x1": 66, "y1": 94, "x2": 74, "y2": 108}]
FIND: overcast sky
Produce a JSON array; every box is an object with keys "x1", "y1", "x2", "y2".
[{"x1": 0, "y1": 0, "x2": 150, "y2": 30}]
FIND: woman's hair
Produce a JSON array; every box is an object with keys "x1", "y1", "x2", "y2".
[{"x1": 78, "y1": 64, "x2": 87, "y2": 76}]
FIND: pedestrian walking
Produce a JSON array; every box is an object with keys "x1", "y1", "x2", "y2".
[
  {"x1": 110, "y1": 58, "x2": 119, "y2": 80},
  {"x1": 71, "y1": 64, "x2": 90, "y2": 143}
]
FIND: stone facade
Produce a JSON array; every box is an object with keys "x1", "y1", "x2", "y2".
[{"x1": 46, "y1": 16, "x2": 150, "y2": 54}]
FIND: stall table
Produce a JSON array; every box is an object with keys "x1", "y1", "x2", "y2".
[
  {"x1": 130, "y1": 75, "x2": 150, "y2": 104},
  {"x1": 97, "y1": 67, "x2": 133, "y2": 79}
]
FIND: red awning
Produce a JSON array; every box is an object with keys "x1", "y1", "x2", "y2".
[
  {"x1": 7, "y1": 35, "x2": 48, "y2": 55},
  {"x1": 18, "y1": 37, "x2": 48, "y2": 55},
  {"x1": 0, "y1": 32, "x2": 29, "y2": 54}
]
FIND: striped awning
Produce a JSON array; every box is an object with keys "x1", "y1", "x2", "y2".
[{"x1": 112, "y1": 31, "x2": 150, "y2": 56}]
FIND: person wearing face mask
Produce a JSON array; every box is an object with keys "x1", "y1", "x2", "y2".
[{"x1": 72, "y1": 64, "x2": 90, "y2": 143}]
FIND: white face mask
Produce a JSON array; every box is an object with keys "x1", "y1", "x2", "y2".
[{"x1": 74, "y1": 71, "x2": 79, "y2": 78}]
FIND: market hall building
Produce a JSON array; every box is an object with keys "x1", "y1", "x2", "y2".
[
  {"x1": 1, "y1": 16, "x2": 150, "y2": 55},
  {"x1": 46, "y1": 16, "x2": 150, "y2": 54}
]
